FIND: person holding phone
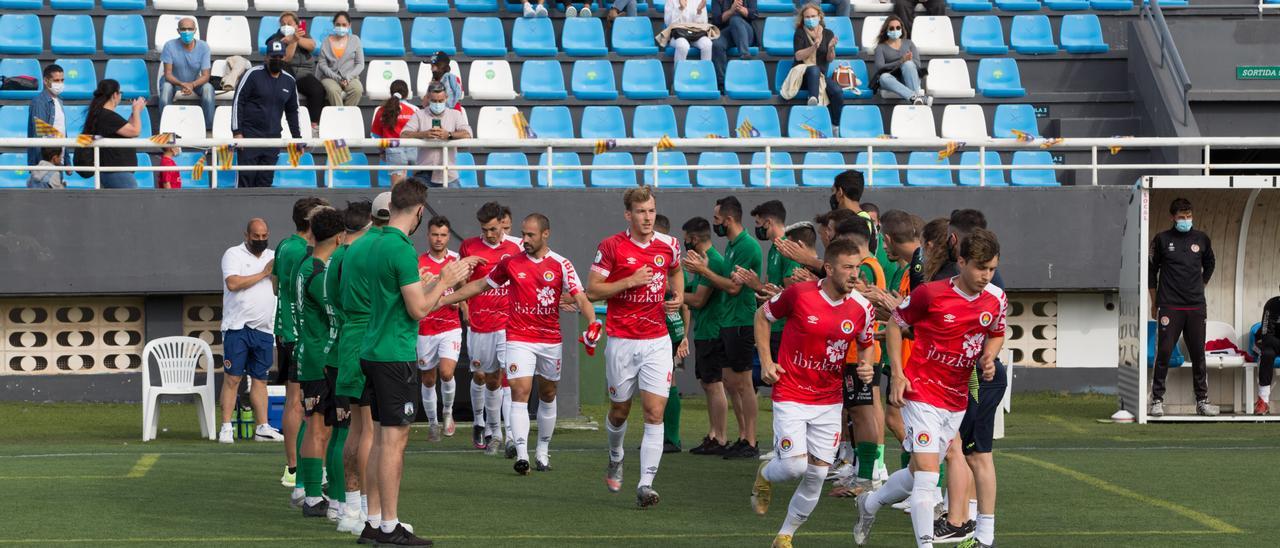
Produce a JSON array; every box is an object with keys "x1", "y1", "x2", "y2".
[{"x1": 399, "y1": 82, "x2": 472, "y2": 188}]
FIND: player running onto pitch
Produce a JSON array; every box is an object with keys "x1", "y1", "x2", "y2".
[{"x1": 417, "y1": 216, "x2": 464, "y2": 442}]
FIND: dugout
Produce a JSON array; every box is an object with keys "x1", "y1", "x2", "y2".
[{"x1": 1118, "y1": 176, "x2": 1280, "y2": 423}]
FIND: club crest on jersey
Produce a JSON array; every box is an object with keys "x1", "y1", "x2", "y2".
[
  {"x1": 840, "y1": 320, "x2": 855, "y2": 334},
  {"x1": 916, "y1": 432, "x2": 931, "y2": 447},
  {"x1": 608, "y1": 386, "x2": 617, "y2": 396},
  {"x1": 509, "y1": 363, "x2": 518, "y2": 374},
  {"x1": 899, "y1": 296, "x2": 911, "y2": 309},
  {"x1": 1159, "y1": 316, "x2": 1170, "y2": 327},
  {"x1": 543, "y1": 271, "x2": 555, "y2": 282},
  {"x1": 654, "y1": 255, "x2": 666, "y2": 267},
  {"x1": 404, "y1": 402, "x2": 415, "y2": 416},
  {"x1": 979, "y1": 312, "x2": 994, "y2": 327},
  {"x1": 594, "y1": 250, "x2": 603, "y2": 264},
  {"x1": 779, "y1": 437, "x2": 794, "y2": 452},
  {"x1": 223, "y1": 359, "x2": 232, "y2": 369},
  {"x1": 1191, "y1": 244, "x2": 1200, "y2": 253}
]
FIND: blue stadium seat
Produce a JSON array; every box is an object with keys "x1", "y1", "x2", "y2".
[
  {"x1": 1010, "y1": 151, "x2": 1059, "y2": 186},
  {"x1": 52, "y1": 15, "x2": 96, "y2": 55},
  {"x1": 360, "y1": 16, "x2": 405, "y2": 57},
  {"x1": 0, "y1": 14, "x2": 43, "y2": 55},
  {"x1": 758, "y1": 0, "x2": 796, "y2": 12},
  {"x1": 521, "y1": 60, "x2": 568, "y2": 100},
  {"x1": 1147, "y1": 320, "x2": 1184, "y2": 368},
  {"x1": 993, "y1": 0, "x2": 1041, "y2": 10},
  {"x1": 0, "y1": 106, "x2": 27, "y2": 138},
  {"x1": 571, "y1": 60, "x2": 618, "y2": 100},
  {"x1": 633, "y1": 104, "x2": 678, "y2": 138},
  {"x1": 828, "y1": 59, "x2": 873, "y2": 99},
  {"x1": 411, "y1": 17, "x2": 456, "y2": 56},
  {"x1": 763, "y1": 18, "x2": 794, "y2": 56},
  {"x1": 513, "y1": 18, "x2": 558, "y2": 57},
  {"x1": 787, "y1": 106, "x2": 833, "y2": 138},
  {"x1": 839, "y1": 105, "x2": 885, "y2": 138},
  {"x1": 103, "y1": 15, "x2": 148, "y2": 55},
  {"x1": 113, "y1": 104, "x2": 150, "y2": 137},
  {"x1": 642, "y1": 152, "x2": 691, "y2": 187},
  {"x1": 993, "y1": 104, "x2": 1039, "y2": 139},
  {"x1": 1089, "y1": 0, "x2": 1134, "y2": 10},
  {"x1": 269, "y1": 153, "x2": 315, "y2": 188},
  {"x1": 51, "y1": 0, "x2": 95, "y2": 8},
  {"x1": 0, "y1": 153, "x2": 29, "y2": 188},
  {"x1": 591, "y1": 153, "x2": 637, "y2": 187},
  {"x1": 330, "y1": 153, "x2": 371, "y2": 188},
  {"x1": 581, "y1": 106, "x2": 627, "y2": 139},
  {"x1": 1043, "y1": 0, "x2": 1088, "y2": 8},
  {"x1": 906, "y1": 152, "x2": 954, "y2": 187},
  {"x1": 64, "y1": 105, "x2": 87, "y2": 136},
  {"x1": 455, "y1": 0, "x2": 501, "y2": 12},
  {"x1": 801, "y1": 152, "x2": 844, "y2": 187},
  {"x1": 1010, "y1": 15, "x2": 1058, "y2": 54},
  {"x1": 538, "y1": 152, "x2": 585, "y2": 187},
  {"x1": 462, "y1": 18, "x2": 507, "y2": 57},
  {"x1": 529, "y1": 106, "x2": 575, "y2": 139},
  {"x1": 102, "y1": 0, "x2": 146, "y2": 9},
  {"x1": 826, "y1": 17, "x2": 857, "y2": 56},
  {"x1": 774, "y1": 60, "x2": 803, "y2": 99},
  {"x1": 257, "y1": 17, "x2": 276, "y2": 54},
  {"x1": 0, "y1": 0, "x2": 41, "y2": 8},
  {"x1": 485, "y1": 152, "x2": 532, "y2": 188},
  {"x1": 736, "y1": 105, "x2": 782, "y2": 138},
  {"x1": 673, "y1": 61, "x2": 719, "y2": 100},
  {"x1": 948, "y1": 0, "x2": 994, "y2": 10},
  {"x1": 0, "y1": 59, "x2": 42, "y2": 100},
  {"x1": 961, "y1": 16, "x2": 1008, "y2": 55},
  {"x1": 134, "y1": 153, "x2": 156, "y2": 189},
  {"x1": 613, "y1": 17, "x2": 658, "y2": 56},
  {"x1": 450, "y1": 153, "x2": 479, "y2": 188},
  {"x1": 725, "y1": 60, "x2": 771, "y2": 100},
  {"x1": 56, "y1": 59, "x2": 97, "y2": 101},
  {"x1": 406, "y1": 0, "x2": 451, "y2": 12},
  {"x1": 684, "y1": 106, "x2": 730, "y2": 138},
  {"x1": 622, "y1": 59, "x2": 669, "y2": 100},
  {"x1": 563, "y1": 18, "x2": 609, "y2": 57},
  {"x1": 1060, "y1": 14, "x2": 1109, "y2": 54},
  {"x1": 310, "y1": 17, "x2": 335, "y2": 44},
  {"x1": 748, "y1": 152, "x2": 795, "y2": 187},
  {"x1": 855, "y1": 151, "x2": 901, "y2": 186},
  {"x1": 697, "y1": 152, "x2": 744, "y2": 187},
  {"x1": 163, "y1": 151, "x2": 208, "y2": 189},
  {"x1": 958, "y1": 151, "x2": 1008, "y2": 186},
  {"x1": 104, "y1": 59, "x2": 150, "y2": 100},
  {"x1": 976, "y1": 58, "x2": 1025, "y2": 98}
]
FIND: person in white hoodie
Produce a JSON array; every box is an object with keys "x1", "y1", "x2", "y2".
[{"x1": 666, "y1": 0, "x2": 714, "y2": 62}]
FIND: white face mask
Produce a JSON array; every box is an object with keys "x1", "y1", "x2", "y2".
[
  {"x1": 48, "y1": 82, "x2": 65, "y2": 96},
  {"x1": 280, "y1": 25, "x2": 296, "y2": 37}
]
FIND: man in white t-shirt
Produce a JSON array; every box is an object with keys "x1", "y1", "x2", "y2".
[{"x1": 218, "y1": 218, "x2": 284, "y2": 444}]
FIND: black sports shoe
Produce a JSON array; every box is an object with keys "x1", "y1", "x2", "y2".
[
  {"x1": 514, "y1": 459, "x2": 530, "y2": 476},
  {"x1": 934, "y1": 517, "x2": 975, "y2": 542},
  {"x1": 717, "y1": 439, "x2": 746, "y2": 457},
  {"x1": 723, "y1": 440, "x2": 759, "y2": 460},
  {"x1": 300, "y1": 498, "x2": 328, "y2": 518},
  {"x1": 356, "y1": 524, "x2": 381, "y2": 545},
  {"x1": 662, "y1": 440, "x2": 682, "y2": 454},
  {"x1": 688, "y1": 436, "x2": 719, "y2": 455},
  {"x1": 472, "y1": 425, "x2": 485, "y2": 449},
  {"x1": 379, "y1": 523, "x2": 433, "y2": 546}
]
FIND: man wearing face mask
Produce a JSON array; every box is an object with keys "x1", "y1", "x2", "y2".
[
  {"x1": 218, "y1": 218, "x2": 284, "y2": 444},
  {"x1": 232, "y1": 39, "x2": 302, "y2": 188},
  {"x1": 1149, "y1": 197, "x2": 1217, "y2": 417},
  {"x1": 159, "y1": 17, "x2": 215, "y2": 131},
  {"x1": 400, "y1": 82, "x2": 472, "y2": 188},
  {"x1": 27, "y1": 64, "x2": 67, "y2": 166}
]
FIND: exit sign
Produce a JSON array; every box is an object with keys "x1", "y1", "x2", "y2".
[{"x1": 1237, "y1": 66, "x2": 1280, "y2": 79}]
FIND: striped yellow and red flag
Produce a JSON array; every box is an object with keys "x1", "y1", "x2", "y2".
[
  {"x1": 938, "y1": 141, "x2": 963, "y2": 160},
  {"x1": 736, "y1": 119, "x2": 758, "y2": 138},
  {"x1": 1039, "y1": 137, "x2": 1065, "y2": 150},
  {"x1": 1009, "y1": 129, "x2": 1035, "y2": 143},
  {"x1": 286, "y1": 143, "x2": 305, "y2": 167},
  {"x1": 512, "y1": 112, "x2": 536, "y2": 139},
  {"x1": 656, "y1": 134, "x2": 675, "y2": 151},
  {"x1": 799, "y1": 124, "x2": 825, "y2": 139},
  {"x1": 191, "y1": 153, "x2": 206, "y2": 181},
  {"x1": 76, "y1": 134, "x2": 96, "y2": 147},
  {"x1": 215, "y1": 145, "x2": 234, "y2": 171},
  {"x1": 33, "y1": 117, "x2": 62, "y2": 137},
  {"x1": 379, "y1": 138, "x2": 399, "y2": 149},
  {"x1": 148, "y1": 132, "x2": 176, "y2": 145},
  {"x1": 593, "y1": 139, "x2": 616, "y2": 155},
  {"x1": 324, "y1": 139, "x2": 352, "y2": 166}
]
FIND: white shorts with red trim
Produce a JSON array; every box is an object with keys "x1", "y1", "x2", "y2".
[
  {"x1": 604, "y1": 336, "x2": 673, "y2": 403},
  {"x1": 416, "y1": 329, "x2": 462, "y2": 371},
  {"x1": 467, "y1": 329, "x2": 506, "y2": 375},
  {"x1": 771, "y1": 400, "x2": 842, "y2": 465},
  {"x1": 900, "y1": 400, "x2": 965, "y2": 455},
  {"x1": 504, "y1": 341, "x2": 563, "y2": 382}
]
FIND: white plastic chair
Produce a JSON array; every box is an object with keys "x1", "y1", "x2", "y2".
[
  {"x1": 861, "y1": 16, "x2": 887, "y2": 55},
  {"x1": 206, "y1": 15, "x2": 252, "y2": 56},
  {"x1": 852, "y1": 0, "x2": 894, "y2": 12},
  {"x1": 468, "y1": 60, "x2": 517, "y2": 100},
  {"x1": 212, "y1": 106, "x2": 234, "y2": 138},
  {"x1": 354, "y1": 0, "x2": 401, "y2": 11},
  {"x1": 204, "y1": 0, "x2": 250, "y2": 11},
  {"x1": 926, "y1": 58, "x2": 975, "y2": 99},
  {"x1": 253, "y1": 0, "x2": 300, "y2": 10},
  {"x1": 283, "y1": 106, "x2": 314, "y2": 139},
  {"x1": 940, "y1": 104, "x2": 988, "y2": 139},
  {"x1": 304, "y1": 0, "x2": 350, "y2": 11},
  {"x1": 154, "y1": 0, "x2": 198, "y2": 10},
  {"x1": 912, "y1": 16, "x2": 960, "y2": 55},
  {"x1": 319, "y1": 106, "x2": 366, "y2": 139},
  {"x1": 476, "y1": 106, "x2": 521, "y2": 139},
  {"x1": 209, "y1": 60, "x2": 235, "y2": 101},
  {"x1": 142, "y1": 336, "x2": 216, "y2": 442},
  {"x1": 154, "y1": 14, "x2": 200, "y2": 52},
  {"x1": 159, "y1": 104, "x2": 207, "y2": 139},
  {"x1": 366, "y1": 60, "x2": 413, "y2": 100},
  {"x1": 890, "y1": 104, "x2": 937, "y2": 138}
]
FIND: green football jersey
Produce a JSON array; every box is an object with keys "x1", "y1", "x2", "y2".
[
  {"x1": 689, "y1": 247, "x2": 727, "y2": 341},
  {"x1": 720, "y1": 230, "x2": 763, "y2": 328},
  {"x1": 272, "y1": 234, "x2": 308, "y2": 343},
  {"x1": 360, "y1": 227, "x2": 421, "y2": 363},
  {"x1": 295, "y1": 256, "x2": 336, "y2": 382},
  {"x1": 323, "y1": 244, "x2": 348, "y2": 367},
  {"x1": 766, "y1": 244, "x2": 800, "y2": 333},
  {"x1": 334, "y1": 227, "x2": 382, "y2": 398}
]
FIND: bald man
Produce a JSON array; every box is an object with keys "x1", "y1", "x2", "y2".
[
  {"x1": 218, "y1": 218, "x2": 284, "y2": 443},
  {"x1": 159, "y1": 16, "x2": 215, "y2": 130}
]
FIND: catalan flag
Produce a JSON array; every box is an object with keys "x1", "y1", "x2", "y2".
[
  {"x1": 286, "y1": 143, "x2": 305, "y2": 167},
  {"x1": 593, "y1": 139, "x2": 616, "y2": 155},
  {"x1": 1038, "y1": 137, "x2": 1065, "y2": 150},
  {"x1": 191, "y1": 153, "x2": 206, "y2": 181},
  {"x1": 379, "y1": 138, "x2": 400, "y2": 149},
  {"x1": 736, "y1": 119, "x2": 759, "y2": 139},
  {"x1": 513, "y1": 112, "x2": 536, "y2": 139},
  {"x1": 877, "y1": 134, "x2": 894, "y2": 140},
  {"x1": 705, "y1": 134, "x2": 722, "y2": 139},
  {"x1": 799, "y1": 124, "x2": 825, "y2": 139},
  {"x1": 148, "y1": 132, "x2": 176, "y2": 145},
  {"x1": 215, "y1": 145, "x2": 234, "y2": 171},
  {"x1": 656, "y1": 134, "x2": 675, "y2": 151},
  {"x1": 76, "y1": 134, "x2": 96, "y2": 147},
  {"x1": 1109, "y1": 136, "x2": 1132, "y2": 155},
  {"x1": 938, "y1": 141, "x2": 963, "y2": 160},
  {"x1": 324, "y1": 139, "x2": 352, "y2": 166},
  {"x1": 33, "y1": 117, "x2": 62, "y2": 138},
  {"x1": 1009, "y1": 129, "x2": 1035, "y2": 143}
]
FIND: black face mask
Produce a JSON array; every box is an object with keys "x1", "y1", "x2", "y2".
[
  {"x1": 754, "y1": 226, "x2": 770, "y2": 241},
  {"x1": 267, "y1": 58, "x2": 285, "y2": 74},
  {"x1": 247, "y1": 239, "x2": 269, "y2": 255},
  {"x1": 409, "y1": 210, "x2": 423, "y2": 236},
  {"x1": 829, "y1": 194, "x2": 839, "y2": 211},
  {"x1": 684, "y1": 240, "x2": 696, "y2": 252},
  {"x1": 713, "y1": 223, "x2": 727, "y2": 237}
]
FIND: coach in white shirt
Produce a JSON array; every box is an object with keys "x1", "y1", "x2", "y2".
[{"x1": 217, "y1": 218, "x2": 284, "y2": 444}]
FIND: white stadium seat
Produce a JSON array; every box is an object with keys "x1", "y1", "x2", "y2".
[
  {"x1": 416, "y1": 60, "x2": 461, "y2": 100},
  {"x1": 153, "y1": 0, "x2": 197, "y2": 10},
  {"x1": 926, "y1": 59, "x2": 976, "y2": 99},
  {"x1": 221, "y1": 105, "x2": 313, "y2": 139},
  {"x1": 940, "y1": 105, "x2": 988, "y2": 139},
  {"x1": 319, "y1": 106, "x2": 365, "y2": 139},
  {"x1": 912, "y1": 16, "x2": 960, "y2": 55},
  {"x1": 159, "y1": 105, "x2": 206, "y2": 139},
  {"x1": 212, "y1": 106, "x2": 234, "y2": 138},
  {"x1": 476, "y1": 106, "x2": 521, "y2": 140},
  {"x1": 366, "y1": 60, "x2": 413, "y2": 100},
  {"x1": 209, "y1": 60, "x2": 234, "y2": 100},
  {"x1": 204, "y1": 0, "x2": 249, "y2": 10},
  {"x1": 861, "y1": 16, "x2": 886, "y2": 55},
  {"x1": 253, "y1": 0, "x2": 300, "y2": 10},
  {"x1": 304, "y1": 0, "x2": 350, "y2": 11},
  {"x1": 354, "y1": 0, "x2": 401, "y2": 12},
  {"x1": 890, "y1": 105, "x2": 937, "y2": 139},
  {"x1": 206, "y1": 16, "x2": 252, "y2": 56},
  {"x1": 284, "y1": 107, "x2": 314, "y2": 139},
  {"x1": 154, "y1": 14, "x2": 199, "y2": 52},
  {"x1": 852, "y1": 0, "x2": 894, "y2": 12},
  {"x1": 468, "y1": 60, "x2": 517, "y2": 101}
]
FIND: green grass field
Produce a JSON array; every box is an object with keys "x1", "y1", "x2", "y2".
[{"x1": 0, "y1": 392, "x2": 1272, "y2": 547}]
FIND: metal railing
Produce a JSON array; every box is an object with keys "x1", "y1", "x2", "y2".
[
  {"x1": 1141, "y1": 0, "x2": 1195, "y2": 122},
  {"x1": 5, "y1": 136, "x2": 1280, "y2": 189}
]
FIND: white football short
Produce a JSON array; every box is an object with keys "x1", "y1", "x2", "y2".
[
  {"x1": 504, "y1": 341, "x2": 563, "y2": 382},
  {"x1": 416, "y1": 329, "x2": 462, "y2": 371},
  {"x1": 900, "y1": 400, "x2": 966, "y2": 455},
  {"x1": 467, "y1": 329, "x2": 506, "y2": 375},
  {"x1": 604, "y1": 336, "x2": 673, "y2": 403},
  {"x1": 771, "y1": 400, "x2": 842, "y2": 465}
]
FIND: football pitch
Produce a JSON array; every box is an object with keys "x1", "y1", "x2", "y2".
[{"x1": 0, "y1": 392, "x2": 1271, "y2": 547}]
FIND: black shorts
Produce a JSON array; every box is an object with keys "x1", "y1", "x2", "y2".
[
  {"x1": 360, "y1": 360, "x2": 419, "y2": 427},
  {"x1": 843, "y1": 363, "x2": 882, "y2": 408},
  {"x1": 959, "y1": 360, "x2": 1008, "y2": 455},
  {"x1": 301, "y1": 374, "x2": 336, "y2": 426},
  {"x1": 769, "y1": 331, "x2": 783, "y2": 363},
  {"x1": 694, "y1": 337, "x2": 725, "y2": 383},
  {"x1": 720, "y1": 326, "x2": 755, "y2": 373},
  {"x1": 326, "y1": 366, "x2": 352, "y2": 427},
  {"x1": 348, "y1": 381, "x2": 375, "y2": 408},
  {"x1": 275, "y1": 341, "x2": 297, "y2": 385}
]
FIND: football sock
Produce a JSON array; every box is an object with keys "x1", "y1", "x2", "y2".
[
  {"x1": 511, "y1": 401, "x2": 530, "y2": 461},
  {"x1": 346, "y1": 491, "x2": 360, "y2": 513},
  {"x1": 1261, "y1": 384, "x2": 1272, "y2": 401},
  {"x1": 606, "y1": 419, "x2": 627, "y2": 462},
  {"x1": 638, "y1": 423, "x2": 663, "y2": 487},
  {"x1": 763, "y1": 455, "x2": 806, "y2": 482},
  {"x1": 421, "y1": 384, "x2": 438, "y2": 424},
  {"x1": 470, "y1": 381, "x2": 485, "y2": 430},
  {"x1": 381, "y1": 518, "x2": 399, "y2": 534},
  {"x1": 938, "y1": 461, "x2": 947, "y2": 487},
  {"x1": 536, "y1": 398, "x2": 556, "y2": 460},
  {"x1": 441, "y1": 378, "x2": 456, "y2": 414},
  {"x1": 295, "y1": 421, "x2": 308, "y2": 464},
  {"x1": 867, "y1": 468, "x2": 914, "y2": 513},
  {"x1": 502, "y1": 386, "x2": 513, "y2": 441},
  {"x1": 910, "y1": 472, "x2": 941, "y2": 548},
  {"x1": 325, "y1": 425, "x2": 348, "y2": 502},
  {"x1": 779, "y1": 463, "x2": 827, "y2": 536},
  {"x1": 901, "y1": 451, "x2": 911, "y2": 470},
  {"x1": 663, "y1": 386, "x2": 681, "y2": 447},
  {"x1": 856, "y1": 442, "x2": 879, "y2": 480},
  {"x1": 367, "y1": 513, "x2": 381, "y2": 529},
  {"x1": 969, "y1": 499, "x2": 978, "y2": 522},
  {"x1": 361, "y1": 494, "x2": 368, "y2": 517},
  {"x1": 875, "y1": 444, "x2": 886, "y2": 472},
  {"x1": 975, "y1": 513, "x2": 995, "y2": 544},
  {"x1": 484, "y1": 386, "x2": 502, "y2": 439},
  {"x1": 839, "y1": 441, "x2": 854, "y2": 463},
  {"x1": 300, "y1": 457, "x2": 324, "y2": 498}
]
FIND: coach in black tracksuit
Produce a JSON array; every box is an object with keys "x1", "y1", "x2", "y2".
[
  {"x1": 232, "y1": 39, "x2": 301, "y2": 188},
  {"x1": 1149, "y1": 197, "x2": 1216, "y2": 416}
]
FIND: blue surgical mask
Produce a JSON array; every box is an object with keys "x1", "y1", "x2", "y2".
[
  {"x1": 1175, "y1": 219, "x2": 1193, "y2": 233},
  {"x1": 333, "y1": 26, "x2": 350, "y2": 37},
  {"x1": 179, "y1": 31, "x2": 196, "y2": 44},
  {"x1": 887, "y1": 29, "x2": 902, "y2": 40},
  {"x1": 428, "y1": 102, "x2": 446, "y2": 115},
  {"x1": 803, "y1": 17, "x2": 820, "y2": 30}
]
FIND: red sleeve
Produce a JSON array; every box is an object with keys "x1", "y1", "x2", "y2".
[
  {"x1": 763, "y1": 284, "x2": 798, "y2": 323},
  {"x1": 458, "y1": 239, "x2": 472, "y2": 259},
  {"x1": 892, "y1": 283, "x2": 932, "y2": 328},
  {"x1": 486, "y1": 256, "x2": 512, "y2": 288},
  {"x1": 667, "y1": 237, "x2": 682, "y2": 275},
  {"x1": 561, "y1": 258, "x2": 583, "y2": 296},
  {"x1": 370, "y1": 107, "x2": 386, "y2": 138},
  {"x1": 988, "y1": 292, "x2": 1008, "y2": 337},
  {"x1": 856, "y1": 301, "x2": 876, "y2": 349},
  {"x1": 590, "y1": 237, "x2": 615, "y2": 278}
]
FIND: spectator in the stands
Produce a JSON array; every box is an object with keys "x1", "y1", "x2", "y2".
[
  {"x1": 317, "y1": 11, "x2": 365, "y2": 108},
  {"x1": 232, "y1": 40, "x2": 302, "y2": 188},
  {"x1": 83, "y1": 79, "x2": 145, "y2": 189},
  {"x1": 400, "y1": 82, "x2": 472, "y2": 188},
  {"x1": 27, "y1": 63, "x2": 66, "y2": 166},
  {"x1": 710, "y1": 0, "x2": 758, "y2": 85},
  {"x1": 894, "y1": 0, "x2": 944, "y2": 36},
  {"x1": 788, "y1": 3, "x2": 843, "y2": 127},
  {"x1": 371, "y1": 80, "x2": 420, "y2": 186},
  {"x1": 425, "y1": 52, "x2": 464, "y2": 112},
  {"x1": 606, "y1": 0, "x2": 639, "y2": 25},
  {"x1": 268, "y1": 11, "x2": 325, "y2": 131},
  {"x1": 158, "y1": 17, "x2": 215, "y2": 132},
  {"x1": 872, "y1": 15, "x2": 930, "y2": 106},
  {"x1": 666, "y1": 0, "x2": 715, "y2": 63},
  {"x1": 522, "y1": 0, "x2": 549, "y2": 17},
  {"x1": 27, "y1": 148, "x2": 64, "y2": 189},
  {"x1": 158, "y1": 145, "x2": 182, "y2": 189},
  {"x1": 565, "y1": 2, "x2": 592, "y2": 16}
]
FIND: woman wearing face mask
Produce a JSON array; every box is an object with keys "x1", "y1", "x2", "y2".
[
  {"x1": 872, "y1": 15, "x2": 930, "y2": 106},
  {"x1": 269, "y1": 11, "x2": 325, "y2": 130},
  {"x1": 317, "y1": 11, "x2": 365, "y2": 108},
  {"x1": 371, "y1": 80, "x2": 420, "y2": 186},
  {"x1": 80, "y1": 79, "x2": 146, "y2": 189},
  {"x1": 785, "y1": 3, "x2": 843, "y2": 128}
]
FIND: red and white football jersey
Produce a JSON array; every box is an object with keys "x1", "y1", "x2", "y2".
[
  {"x1": 590, "y1": 230, "x2": 681, "y2": 340},
  {"x1": 485, "y1": 250, "x2": 583, "y2": 344},
  {"x1": 891, "y1": 277, "x2": 1008, "y2": 412},
  {"x1": 458, "y1": 236, "x2": 522, "y2": 333},
  {"x1": 418, "y1": 250, "x2": 461, "y2": 336},
  {"x1": 764, "y1": 280, "x2": 875, "y2": 406}
]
